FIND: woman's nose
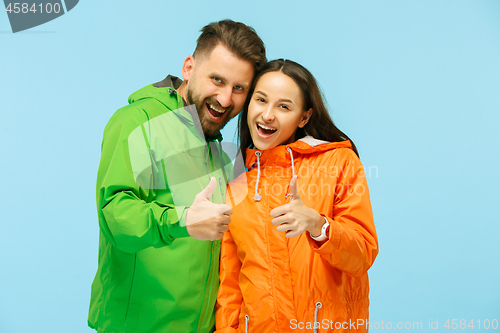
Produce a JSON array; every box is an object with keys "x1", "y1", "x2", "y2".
[{"x1": 262, "y1": 107, "x2": 275, "y2": 122}]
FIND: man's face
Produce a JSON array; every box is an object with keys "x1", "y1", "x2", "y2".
[{"x1": 183, "y1": 44, "x2": 254, "y2": 137}]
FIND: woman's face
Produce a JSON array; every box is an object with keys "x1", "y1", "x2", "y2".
[{"x1": 247, "y1": 71, "x2": 312, "y2": 150}]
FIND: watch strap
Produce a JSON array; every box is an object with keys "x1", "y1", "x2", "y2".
[{"x1": 310, "y1": 216, "x2": 329, "y2": 241}]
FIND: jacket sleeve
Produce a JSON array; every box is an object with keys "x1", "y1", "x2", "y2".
[
  {"x1": 96, "y1": 108, "x2": 189, "y2": 254},
  {"x1": 307, "y1": 148, "x2": 379, "y2": 277},
  {"x1": 215, "y1": 229, "x2": 242, "y2": 333}
]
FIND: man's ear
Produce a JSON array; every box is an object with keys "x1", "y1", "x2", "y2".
[
  {"x1": 298, "y1": 108, "x2": 313, "y2": 128},
  {"x1": 181, "y1": 56, "x2": 195, "y2": 81}
]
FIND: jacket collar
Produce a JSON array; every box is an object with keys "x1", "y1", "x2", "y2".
[{"x1": 245, "y1": 137, "x2": 352, "y2": 170}]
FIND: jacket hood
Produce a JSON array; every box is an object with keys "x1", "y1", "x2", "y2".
[
  {"x1": 128, "y1": 75, "x2": 184, "y2": 108},
  {"x1": 245, "y1": 136, "x2": 352, "y2": 170}
]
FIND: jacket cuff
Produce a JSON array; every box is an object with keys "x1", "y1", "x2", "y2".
[
  {"x1": 307, "y1": 216, "x2": 341, "y2": 254},
  {"x1": 165, "y1": 206, "x2": 190, "y2": 239}
]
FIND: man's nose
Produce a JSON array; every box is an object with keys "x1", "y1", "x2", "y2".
[{"x1": 217, "y1": 87, "x2": 233, "y2": 108}]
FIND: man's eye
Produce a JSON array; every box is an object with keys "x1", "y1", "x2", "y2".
[
  {"x1": 213, "y1": 77, "x2": 222, "y2": 83},
  {"x1": 234, "y1": 86, "x2": 243, "y2": 91}
]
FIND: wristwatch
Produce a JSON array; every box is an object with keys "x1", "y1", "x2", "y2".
[{"x1": 310, "y1": 216, "x2": 329, "y2": 242}]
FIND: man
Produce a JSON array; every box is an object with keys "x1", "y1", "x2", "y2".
[{"x1": 88, "y1": 20, "x2": 266, "y2": 333}]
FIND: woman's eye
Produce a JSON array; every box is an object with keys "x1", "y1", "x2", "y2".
[
  {"x1": 256, "y1": 97, "x2": 265, "y2": 103},
  {"x1": 213, "y1": 77, "x2": 222, "y2": 83},
  {"x1": 279, "y1": 104, "x2": 290, "y2": 110}
]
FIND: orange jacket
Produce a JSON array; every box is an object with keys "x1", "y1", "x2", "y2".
[{"x1": 215, "y1": 137, "x2": 378, "y2": 333}]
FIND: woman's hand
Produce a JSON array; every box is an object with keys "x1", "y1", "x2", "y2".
[{"x1": 270, "y1": 176, "x2": 325, "y2": 238}]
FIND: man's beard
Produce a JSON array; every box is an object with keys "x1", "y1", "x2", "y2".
[{"x1": 186, "y1": 88, "x2": 232, "y2": 138}]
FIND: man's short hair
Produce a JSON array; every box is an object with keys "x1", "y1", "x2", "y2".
[{"x1": 194, "y1": 19, "x2": 266, "y2": 71}]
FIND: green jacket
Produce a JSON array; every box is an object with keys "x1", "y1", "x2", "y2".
[{"x1": 88, "y1": 76, "x2": 232, "y2": 333}]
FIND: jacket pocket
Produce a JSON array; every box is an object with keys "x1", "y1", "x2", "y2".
[{"x1": 123, "y1": 253, "x2": 138, "y2": 329}]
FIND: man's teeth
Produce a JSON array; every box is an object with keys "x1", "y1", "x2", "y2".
[
  {"x1": 258, "y1": 123, "x2": 277, "y2": 131},
  {"x1": 208, "y1": 102, "x2": 225, "y2": 113}
]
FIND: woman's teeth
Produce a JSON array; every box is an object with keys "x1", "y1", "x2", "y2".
[
  {"x1": 258, "y1": 123, "x2": 276, "y2": 131},
  {"x1": 257, "y1": 123, "x2": 277, "y2": 135}
]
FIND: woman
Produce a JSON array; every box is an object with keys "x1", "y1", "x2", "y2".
[{"x1": 216, "y1": 59, "x2": 378, "y2": 333}]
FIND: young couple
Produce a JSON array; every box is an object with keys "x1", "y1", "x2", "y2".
[{"x1": 90, "y1": 19, "x2": 378, "y2": 333}]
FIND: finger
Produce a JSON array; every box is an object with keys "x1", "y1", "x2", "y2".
[
  {"x1": 199, "y1": 177, "x2": 217, "y2": 201},
  {"x1": 285, "y1": 229, "x2": 303, "y2": 238},
  {"x1": 271, "y1": 215, "x2": 290, "y2": 226},
  {"x1": 212, "y1": 232, "x2": 225, "y2": 241},
  {"x1": 215, "y1": 228, "x2": 228, "y2": 240},
  {"x1": 220, "y1": 215, "x2": 231, "y2": 226},
  {"x1": 218, "y1": 204, "x2": 233, "y2": 216},
  {"x1": 276, "y1": 223, "x2": 295, "y2": 233},
  {"x1": 289, "y1": 175, "x2": 301, "y2": 201},
  {"x1": 270, "y1": 204, "x2": 289, "y2": 218}
]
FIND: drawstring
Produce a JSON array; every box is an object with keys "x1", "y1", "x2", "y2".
[
  {"x1": 287, "y1": 147, "x2": 295, "y2": 178},
  {"x1": 245, "y1": 314, "x2": 249, "y2": 333},
  {"x1": 254, "y1": 151, "x2": 262, "y2": 201},
  {"x1": 314, "y1": 302, "x2": 322, "y2": 333},
  {"x1": 286, "y1": 147, "x2": 296, "y2": 200}
]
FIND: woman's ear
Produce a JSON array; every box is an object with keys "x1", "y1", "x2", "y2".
[
  {"x1": 298, "y1": 108, "x2": 313, "y2": 128},
  {"x1": 181, "y1": 56, "x2": 195, "y2": 81}
]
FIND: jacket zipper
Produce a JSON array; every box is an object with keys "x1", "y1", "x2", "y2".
[{"x1": 196, "y1": 141, "x2": 221, "y2": 332}]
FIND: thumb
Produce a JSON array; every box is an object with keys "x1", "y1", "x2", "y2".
[
  {"x1": 199, "y1": 177, "x2": 217, "y2": 201},
  {"x1": 289, "y1": 175, "x2": 301, "y2": 200}
]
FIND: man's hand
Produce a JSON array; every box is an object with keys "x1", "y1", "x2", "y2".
[
  {"x1": 186, "y1": 177, "x2": 233, "y2": 241},
  {"x1": 270, "y1": 176, "x2": 324, "y2": 238}
]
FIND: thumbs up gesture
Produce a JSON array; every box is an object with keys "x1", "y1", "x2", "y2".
[
  {"x1": 186, "y1": 177, "x2": 233, "y2": 241},
  {"x1": 270, "y1": 176, "x2": 325, "y2": 238}
]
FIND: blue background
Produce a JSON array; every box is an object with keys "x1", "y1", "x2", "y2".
[{"x1": 1, "y1": 1, "x2": 499, "y2": 332}]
